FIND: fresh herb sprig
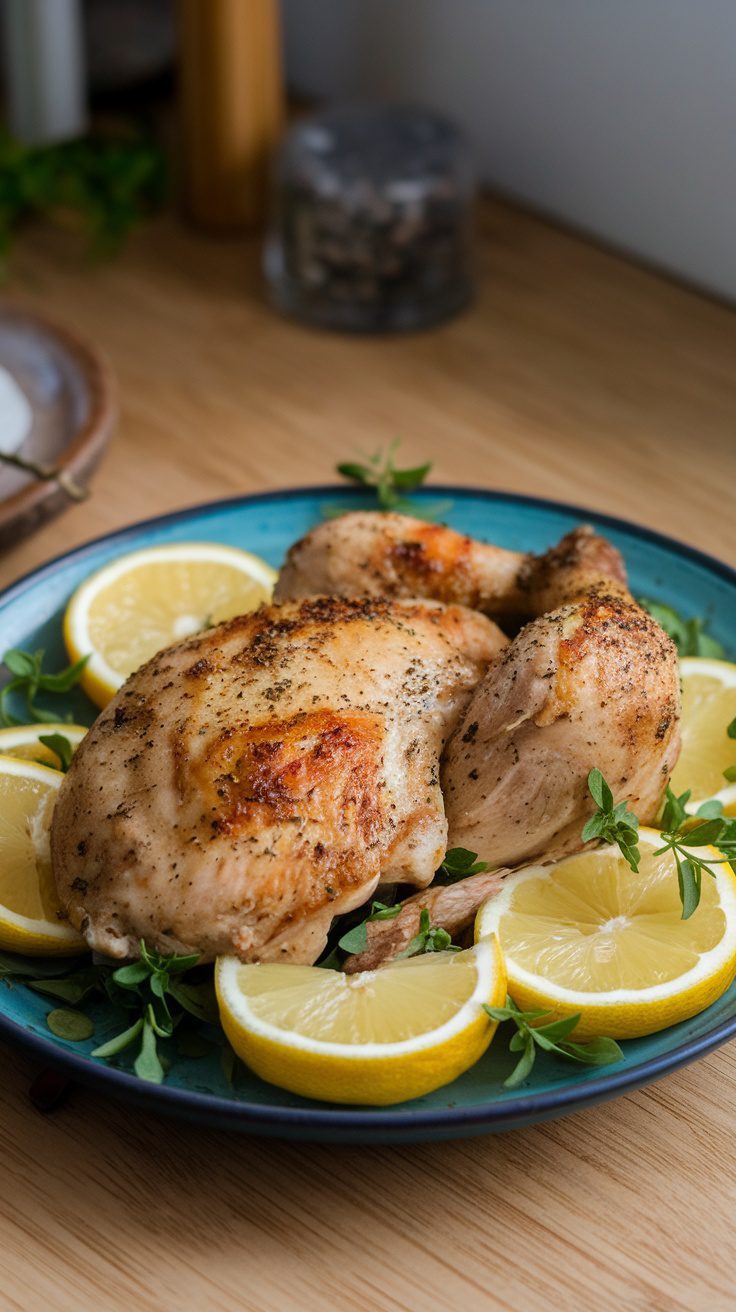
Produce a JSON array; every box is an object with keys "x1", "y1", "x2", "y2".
[
  {"x1": 38, "y1": 732, "x2": 74, "y2": 772},
  {"x1": 582, "y1": 769, "x2": 641, "y2": 872},
  {"x1": 337, "y1": 898, "x2": 459, "y2": 960},
  {"x1": 583, "y1": 769, "x2": 736, "y2": 920},
  {"x1": 0, "y1": 648, "x2": 89, "y2": 727},
  {"x1": 1, "y1": 943, "x2": 218, "y2": 1083},
  {"x1": 484, "y1": 995, "x2": 623, "y2": 1089},
  {"x1": 438, "y1": 847, "x2": 492, "y2": 883},
  {"x1": 337, "y1": 900, "x2": 402, "y2": 954},
  {"x1": 91, "y1": 943, "x2": 216, "y2": 1083},
  {"x1": 337, "y1": 443, "x2": 432, "y2": 511},
  {"x1": 396, "y1": 907, "x2": 458, "y2": 958},
  {"x1": 639, "y1": 599, "x2": 724, "y2": 659},
  {"x1": 0, "y1": 128, "x2": 166, "y2": 273},
  {"x1": 329, "y1": 442, "x2": 451, "y2": 522},
  {"x1": 654, "y1": 788, "x2": 736, "y2": 920}
]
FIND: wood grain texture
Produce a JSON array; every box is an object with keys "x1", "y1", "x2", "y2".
[{"x1": 0, "y1": 199, "x2": 735, "y2": 1311}]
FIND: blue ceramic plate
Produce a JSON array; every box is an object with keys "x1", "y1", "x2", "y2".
[{"x1": 1, "y1": 486, "x2": 734, "y2": 1144}]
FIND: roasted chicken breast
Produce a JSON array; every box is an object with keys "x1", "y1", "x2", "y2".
[{"x1": 51, "y1": 596, "x2": 506, "y2": 963}]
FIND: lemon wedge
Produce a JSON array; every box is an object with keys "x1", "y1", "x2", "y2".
[
  {"x1": 475, "y1": 829, "x2": 736, "y2": 1039},
  {"x1": 0, "y1": 755, "x2": 84, "y2": 954},
  {"x1": 670, "y1": 658, "x2": 736, "y2": 814},
  {"x1": 0, "y1": 723, "x2": 87, "y2": 770},
  {"x1": 215, "y1": 939, "x2": 506, "y2": 1105},
  {"x1": 64, "y1": 542, "x2": 277, "y2": 707}
]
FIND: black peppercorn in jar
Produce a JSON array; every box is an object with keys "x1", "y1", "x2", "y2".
[{"x1": 264, "y1": 104, "x2": 476, "y2": 333}]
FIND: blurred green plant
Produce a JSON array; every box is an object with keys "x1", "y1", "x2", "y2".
[{"x1": 0, "y1": 127, "x2": 166, "y2": 274}]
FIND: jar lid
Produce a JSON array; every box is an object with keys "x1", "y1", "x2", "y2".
[{"x1": 278, "y1": 104, "x2": 474, "y2": 200}]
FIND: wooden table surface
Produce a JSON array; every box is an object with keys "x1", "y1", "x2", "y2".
[{"x1": 1, "y1": 201, "x2": 735, "y2": 1311}]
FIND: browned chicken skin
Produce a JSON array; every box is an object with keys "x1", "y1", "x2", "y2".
[
  {"x1": 51, "y1": 596, "x2": 506, "y2": 963},
  {"x1": 51, "y1": 510, "x2": 680, "y2": 972},
  {"x1": 442, "y1": 589, "x2": 680, "y2": 868},
  {"x1": 277, "y1": 512, "x2": 680, "y2": 969},
  {"x1": 275, "y1": 511, "x2": 628, "y2": 621}
]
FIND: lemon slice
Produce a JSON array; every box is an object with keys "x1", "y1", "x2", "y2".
[
  {"x1": 475, "y1": 829, "x2": 736, "y2": 1040},
  {"x1": 216, "y1": 939, "x2": 506, "y2": 1105},
  {"x1": 0, "y1": 723, "x2": 87, "y2": 770},
  {"x1": 64, "y1": 542, "x2": 277, "y2": 707},
  {"x1": 670, "y1": 658, "x2": 736, "y2": 814},
  {"x1": 0, "y1": 755, "x2": 84, "y2": 954}
]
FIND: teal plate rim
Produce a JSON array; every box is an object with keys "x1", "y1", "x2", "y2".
[{"x1": 1, "y1": 483, "x2": 735, "y2": 1142}]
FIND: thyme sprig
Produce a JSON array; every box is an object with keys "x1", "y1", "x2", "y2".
[
  {"x1": 582, "y1": 769, "x2": 641, "y2": 872},
  {"x1": 484, "y1": 996, "x2": 623, "y2": 1088},
  {"x1": 0, "y1": 647, "x2": 89, "y2": 727},
  {"x1": 654, "y1": 788, "x2": 736, "y2": 920},
  {"x1": 438, "y1": 846, "x2": 492, "y2": 883},
  {"x1": 583, "y1": 769, "x2": 736, "y2": 920},
  {"x1": 329, "y1": 442, "x2": 451, "y2": 521}
]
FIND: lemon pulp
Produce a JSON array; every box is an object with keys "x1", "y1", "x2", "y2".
[
  {"x1": 232, "y1": 952, "x2": 487, "y2": 1045},
  {"x1": 0, "y1": 724, "x2": 87, "y2": 771},
  {"x1": 670, "y1": 658, "x2": 736, "y2": 811},
  {"x1": 494, "y1": 846, "x2": 725, "y2": 993},
  {"x1": 0, "y1": 767, "x2": 58, "y2": 921},
  {"x1": 475, "y1": 830, "x2": 736, "y2": 1039},
  {"x1": 0, "y1": 756, "x2": 83, "y2": 952},
  {"x1": 216, "y1": 940, "x2": 506, "y2": 1105}
]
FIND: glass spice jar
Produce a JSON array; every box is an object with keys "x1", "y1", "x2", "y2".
[{"x1": 264, "y1": 104, "x2": 476, "y2": 333}]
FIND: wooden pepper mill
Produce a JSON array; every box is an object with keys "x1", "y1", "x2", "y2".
[{"x1": 178, "y1": 0, "x2": 283, "y2": 231}]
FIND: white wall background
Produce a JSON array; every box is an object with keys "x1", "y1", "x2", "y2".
[{"x1": 281, "y1": 0, "x2": 736, "y2": 301}]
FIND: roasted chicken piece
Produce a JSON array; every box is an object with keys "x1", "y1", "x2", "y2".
[
  {"x1": 443, "y1": 586, "x2": 680, "y2": 868},
  {"x1": 347, "y1": 589, "x2": 680, "y2": 972},
  {"x1": 343, "y1": 869, "x2": 507, "y2": 974},
  {"x1": 278, "y1": 509, "x2": 679, "y2": 873},
  {"x1": 275, "y1": 511, "x2": 628, "y2": 621},
  {"x1": 51, "y1": 596, "x2": 506, "y2": 963}
]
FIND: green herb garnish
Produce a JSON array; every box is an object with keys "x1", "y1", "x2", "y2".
[
  {"x1": 396, "y1": 907, "x2": 459, "y2": 958},
  {"x1": 38, "y1": 732, "x2": 74, "y2": 772},
  {"x1": 0, "y1": 648, "x2": 89, "y2": 727},
  {"x1": 91, "y1": 942, "x2": 214, "y2": 1083},
  {"x1": 654, "y1": 787, "x2": 736, "y2": 920},
  {"x1": 337, "y1": 443, "x2": 432, "y2": 511},
  {"x1": 638, "y1": 599, "x2": 724, "y2": 658},
  {"x1": 46, "y1": 1007, "x2": 94, "y2": 1042},
  {"x1": 584, "y1": 769, "x2": 736, "y2": 920},
  {"x1": 582, "y1": 768, "x2": 641, "y2": 872},
  {"x1": 1, "y1": 942, "x2": 217, "y2": 1084},
  {"x1": 337, "y1": 900, "x2": 402, "y2": 954},
  {"x1": 0, "y1": 128, "x2": 166, "y2": 274},
  {"x1": 329, "y1": 442, "x2": 451, "y2": 521},
  {"x1": 483, "y1": 995, "x2": 624, "y2": 1089},
  {"x1": 438, "y1": 847, "x2": 492, "y2": 883}
]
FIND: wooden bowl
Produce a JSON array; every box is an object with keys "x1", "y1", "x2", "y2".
[{"x1": 0, "y1": 301, "x2": 116, "y2": 551}]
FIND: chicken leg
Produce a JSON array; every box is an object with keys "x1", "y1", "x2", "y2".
[{"x1": 275, "y1": 511, "x2": 628, "y2": 621}]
